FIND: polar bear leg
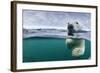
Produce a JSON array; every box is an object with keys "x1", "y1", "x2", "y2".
[{"x1": 72, "y1": 40, "x2": 85, "y2": 57}]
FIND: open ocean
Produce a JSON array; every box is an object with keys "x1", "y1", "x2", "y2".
[{"x1": 23, "y1": 37, "x2": 91, "y2": 62}]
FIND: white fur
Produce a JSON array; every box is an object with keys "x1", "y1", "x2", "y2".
[
  {"x1": 66, "y1": 38, "x2": 85, "y2": 57},
  {"x1": 72, "y1": 47, "x2": 85, "y2": 57},
  {"x1": 72, "y1": 40, "x2": 85, "y2": 57},
  {"x1": 66, "y1": 21, "x2": 85, "y2": 57},
  {"x1": 66, "y1": 38, "x2": 73, "y2": 44}
]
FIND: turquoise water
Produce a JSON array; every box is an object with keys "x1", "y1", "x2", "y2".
[{"x1": 23, "y1": 37, "x2": 91, "y2": 62}]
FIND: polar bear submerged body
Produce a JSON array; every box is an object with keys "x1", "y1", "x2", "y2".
[{"x1": 66, "y1": 38, "x2": 85, "y2": 57}]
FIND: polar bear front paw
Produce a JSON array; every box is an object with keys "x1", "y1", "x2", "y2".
[{"x1": 72, "y1": 47, "x2": 85, "y2": 57}]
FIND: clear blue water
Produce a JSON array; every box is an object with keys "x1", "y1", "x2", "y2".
[{"x1": 23, "y1": 37, "x2": 91, "y2": 62}]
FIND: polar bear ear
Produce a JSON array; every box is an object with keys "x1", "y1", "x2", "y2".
[
  {"x1": 75, "y1": 21, "x2": 79, "y2": 24},
  {"x1": 68, "y1": 22, "x2": 70, "y2": 25}
]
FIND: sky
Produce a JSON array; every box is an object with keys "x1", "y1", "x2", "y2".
[{"x1": 23, "y1": 10, "x2": 91, "y2": 30}]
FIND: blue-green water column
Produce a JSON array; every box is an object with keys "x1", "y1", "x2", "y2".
[{"x1": 23, "y1": 38, "x2": 91, "y2": 62}]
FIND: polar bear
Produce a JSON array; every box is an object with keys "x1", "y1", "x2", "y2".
[{"x1": 66, "y1": 21, "x2": 85, "y2": 57}]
